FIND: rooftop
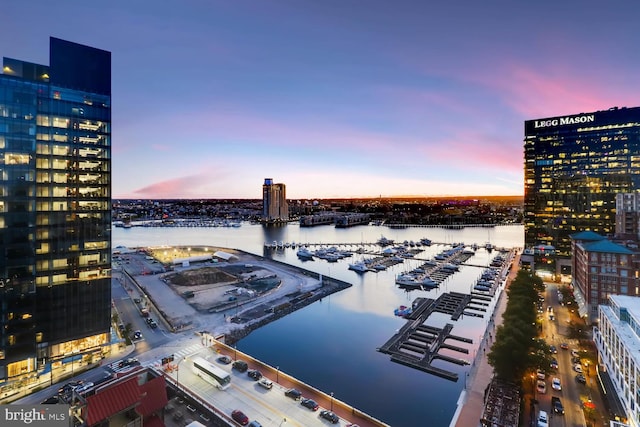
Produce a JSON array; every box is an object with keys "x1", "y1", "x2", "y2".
[{"x1": 583, "y1": 239, "x2": 634, "y2": 255}]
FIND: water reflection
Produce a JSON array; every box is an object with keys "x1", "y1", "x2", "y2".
[{"x1": 114, "y1": 223, "x2": 523, "y2": 426}]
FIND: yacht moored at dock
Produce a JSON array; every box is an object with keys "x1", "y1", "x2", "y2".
[
  {"x1": 348, "y1": 261, "x2": 370, "y2": 272},
  {"x1": 296, "y1": 247, "x2": 314, "y2": 259}
]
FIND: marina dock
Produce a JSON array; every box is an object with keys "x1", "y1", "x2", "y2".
[{"x1": 378, "y1": 293, "x2": 477, "y2": 382}]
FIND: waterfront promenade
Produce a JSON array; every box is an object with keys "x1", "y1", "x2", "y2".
[{"x1": 449, "y1": 252, "x2": 520, "y2": 427}]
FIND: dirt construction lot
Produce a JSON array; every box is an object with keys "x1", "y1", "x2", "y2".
[{"x1": 118, "y1": 246, "x2": 338, "y2": 335}]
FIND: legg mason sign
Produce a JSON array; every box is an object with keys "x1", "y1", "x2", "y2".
[{"x1": 533, "y1": 114, "x2": 595, "y2": 129}]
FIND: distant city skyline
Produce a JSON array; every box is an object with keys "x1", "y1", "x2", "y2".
[{"x1": 4, "y1": 1, "x2": 640, "y2": 199}]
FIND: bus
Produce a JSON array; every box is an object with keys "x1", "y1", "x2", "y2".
[{"x1": 191, "y1": 356, "x2": 231, "y2": 390}]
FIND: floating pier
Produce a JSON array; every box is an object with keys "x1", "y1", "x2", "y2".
[{"x1": 378, "y1": 293, "x2": 476, "y2": 382}]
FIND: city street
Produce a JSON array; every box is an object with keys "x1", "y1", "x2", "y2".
[{"x1": 530, "y1": 283, "x2": 607, "y2": 427}]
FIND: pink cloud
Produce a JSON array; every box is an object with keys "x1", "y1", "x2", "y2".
[
  {"x1": 132, "y1": 175, "x2": 206, "y2": 198},
  {"x1": 423, "y1": 130, "x2": 522, "y2": 174},
  {"x1": 476, "y1": 63, "x2": 633, "y2": 118}
]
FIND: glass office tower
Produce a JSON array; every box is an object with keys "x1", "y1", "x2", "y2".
[
  {"x1": 0, "y1": 38, "x2": 111, "y2": 391},
  {"x1": 524, "y1": 106, "x2": 640, "y2": 275}
]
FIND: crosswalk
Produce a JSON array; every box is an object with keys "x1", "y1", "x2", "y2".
[{"x1": 144, "y1": 343, "x2": 203, "y2": 369}]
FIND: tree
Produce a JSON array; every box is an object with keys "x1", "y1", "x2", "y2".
[{"x1": 487, "y1": 268, "x2": 542, "y2": 385}]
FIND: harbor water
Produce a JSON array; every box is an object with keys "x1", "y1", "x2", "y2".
[{"x1": 114, "y1": 223, "x2": 524, "y2": 427}]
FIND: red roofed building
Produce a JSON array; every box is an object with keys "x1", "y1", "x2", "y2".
[{"x1": 77, "y1": 368, "x2": 168, "y2": 426}]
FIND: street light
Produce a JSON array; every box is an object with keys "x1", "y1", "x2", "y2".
[
  {"x1": 276, "y1": 366, "x2": 279, "y2": 383},
  {"x1": 279, "y1": 419, "x2": 286, "y2": 426},
  {"x1": 330, "y1": 391, "x2": 334, "y2": 411},
  {"x1": 530, "y1": 373, "x2": 536, "y2": 403}
]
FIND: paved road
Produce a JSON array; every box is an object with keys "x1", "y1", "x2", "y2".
[{"x1": 539, "y1": 283, "x2": 585, "y2": 427}]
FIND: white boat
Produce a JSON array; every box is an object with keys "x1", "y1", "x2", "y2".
[
  {"x1": 421, "y1": 277, "x2": 438, "y2": 288},
  {"x1": 442, "y1": 263, "x2": 459, "y2": 271},
  {"x1": 374, "y1": 264, "x2": 387, "y2": 271},
  {"x1": 348, "y1": 261, "x2": 369, "y2": 272},
  {"x1": 382, "y1": 247, "x2": 397, "y2": 256},
  {"x1": 296, "y1": 247, "x2": 314, "y2": 259},
  {"x1": 377, "y1": 236, "x2": 394, "y2": 246},
  {"x1": 396, "y1": 274, "x2": 419, "y2": 286},
  {"x1": 325, "y1": 253, "x2": 340, "y2": 262}
]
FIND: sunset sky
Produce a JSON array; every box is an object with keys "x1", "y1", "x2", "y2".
[{"x1": 3, "y1": 1, "x2": 640, "y2": 199}]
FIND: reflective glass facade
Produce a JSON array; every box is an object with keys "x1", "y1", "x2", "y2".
[
  {"x1": 0, "y1": 38, "x2": 111, "y2": 386},
  {"x1": 524, "y1": 107, "x2": 640, "y2": 273}
]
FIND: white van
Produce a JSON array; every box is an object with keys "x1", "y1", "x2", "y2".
[{"x1": 537, "y1": 410, "x2": 548, "y2": 427}]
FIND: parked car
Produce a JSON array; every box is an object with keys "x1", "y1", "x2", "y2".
[
  {"x1": 248, "y1": 422, "x2": 262, "y2": 427},
  {"x1": 257, "y1": 378, "x2": 273, "y2": 389},
  {"x1": 75, "y1": 382, "x2": 94, "y2": 394},
  {"x1": 231, "y1": 409, "x2": 249, "y2": 426},
  {"x1": 232, "y1": 360, "x2": 248, "y2": 372},
  {"x1": 247, "y1": 369, "x2": 262, "y2": 381},
  {"x1": 284, "y1": 388, "x2": 302, "y2": 400},
  {"x1": 119, "y1": 357, "x2": 138, "y2": 368},
  {"x1": 549, "y1": 345, "x2": 557, "y2": 354},
  {"x1": 300, "y1": 398, "x2": 319, "y2": 411},
  {"x1": 571, "y1": 349, "x2": 580, "y2": 357},
  {"x1": 58, "y1": 381, "x2": 82, "y2": 394},
  {"x1": 536, "y1": 370, "x2": 545, "y2": 380},
  {"x1": 217, "y1": 355, "x2": 232, "y2": 364},
  {"x1": 319, "y1": 410, "x2": 340, "y2": 424},
  {"x1": 550, "y1": 359, "x2": 558, "y2": 370},
  {"x1": 576, "y1": 374, "x2": 587, "y2": 384},
  {"x1": 536, "y1": 380, "x2": 546, "y2": 394},
  {"x1": 573, "y1": 364, "x2": 583, "y2": 374},
  {"x1": 537, "y1": 410, "x2": 549, "y2": 427},
  {"x1": 552, "y1": 377, "x2": 561, "y2": 391},
  {"x1": 551, "y1": 396, "x2": 565, "y2": 414},
  {"x1": 41, "y1": 395, "x2": 59, "y2": 404},
  {"x1": 148, "y1": 320, "x2": 158, "y2": 328},
  {"x1": 133, "y1": 330, "x2": 142, "y2": 340}
]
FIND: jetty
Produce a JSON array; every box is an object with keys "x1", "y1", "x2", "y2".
[{"x1": 377, "y1": 293, "x2": 477, "y2": 382}]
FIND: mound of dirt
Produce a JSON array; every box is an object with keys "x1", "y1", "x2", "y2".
[{"x1": 167, "y1": 267, "x2": 237, "y2": 287}]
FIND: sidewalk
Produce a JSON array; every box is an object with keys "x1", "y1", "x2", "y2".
[
  {"x1": 450, "y1": 251, "x2": 520, "y2": 427},
  {"x1": 3, "y1": 342, "x2": 136, "y2": 404}
]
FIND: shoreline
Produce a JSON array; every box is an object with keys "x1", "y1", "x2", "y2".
[{"x1": 120, "y1": 246, "x2": 353, "y2": 344}]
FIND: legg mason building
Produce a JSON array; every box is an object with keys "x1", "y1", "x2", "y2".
[
  {"x1": 523, "y1": 106, "x2": 640, "y2": 279},
  {"x1": 0, "y1": 37, "x2": 111, "y2": 398}
]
